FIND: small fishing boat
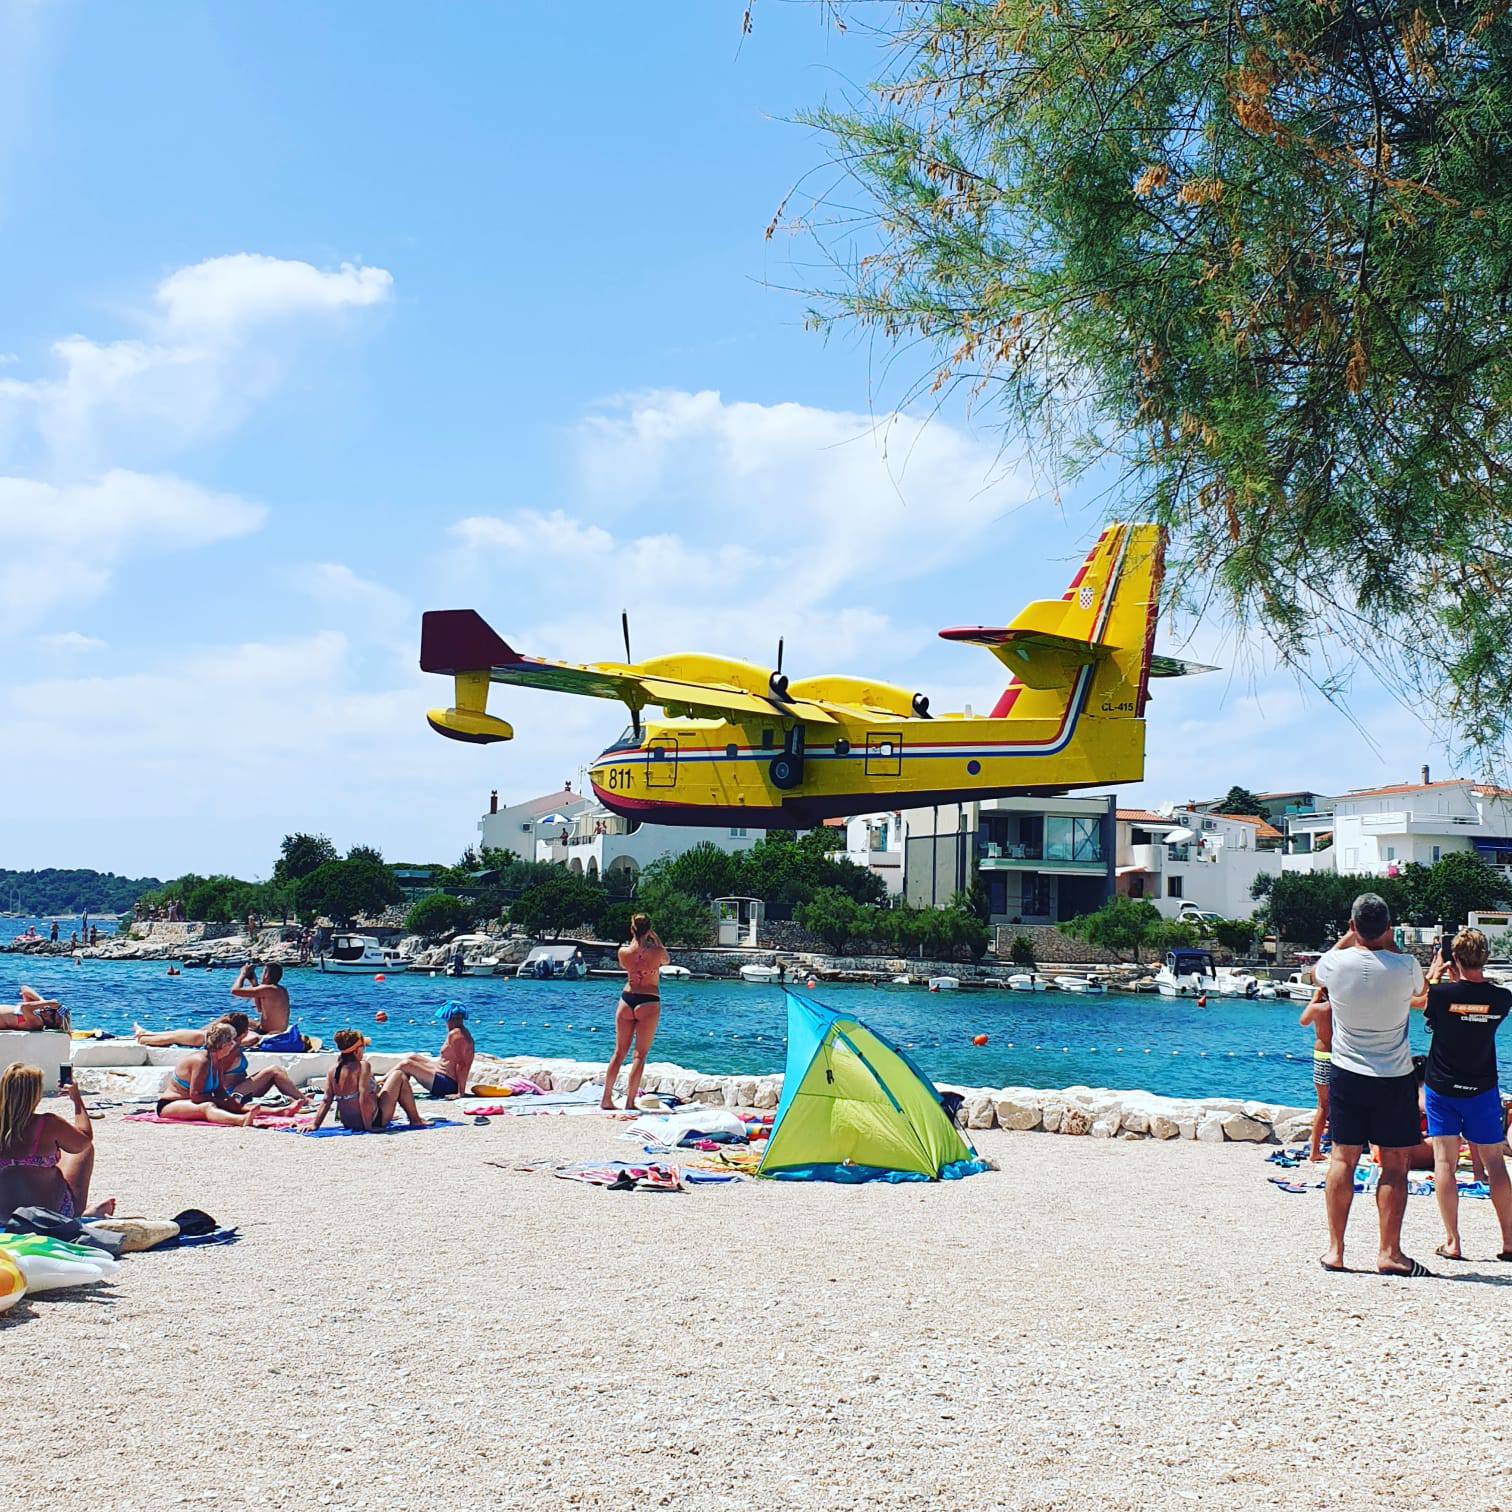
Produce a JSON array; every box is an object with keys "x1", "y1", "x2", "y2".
[
  {"x1": 319, "y1": 933, "x2": 406, "y2": 974},
  {"x1": 661, "y1": 964, "x2": 691, "y2": 979},
  {"x1": 1053, "y1": 974, "x2": 1107, "y2": 995},
  {"x1": 927, "y1": 975, "x2": 960, "y2": 992},
  {"x1": 1006, "y1": 972, "x2": 1048, "y2": 992},
  {"x1": 444, "y1": 933, "x2": 506, "y2": 977},
  {"x1": 1280, "y1": 970, "x2": 1317, "y2": 1002},
  {"x1": 738, "y1": 963, "x2": 786, "y2": 983}
]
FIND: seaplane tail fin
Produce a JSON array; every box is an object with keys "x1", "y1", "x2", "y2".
[
  {"x1": 939, "y1": 523, "x2": 1168, "y2": 718},
  {"x1": 419, "y1": 609, "x2": 516, "y2": 744}
]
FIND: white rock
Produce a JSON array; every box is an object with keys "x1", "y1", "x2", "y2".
[
  {"x1": 993, "y1": 1093, "x2": 1042, "y2": 1132},
  {"x1": 753, "y1": 1080, "x2": 780, "y2": 1110},
  {"x1": 1176, "y1": 1116, "x2": 1198, "y2": 1140},
  {"x1": 1120, "y1": 1107, "x2": 1150, "y2": 1135},
  {"x1": 1196, "y1": 1113, "x2": 1228, "y2": 1143},
  {"x1": 1149, "y1": 1114, "x2": 1181, "y2": 1140},
  {"x1": 1222, "y1": 1114, "x2": 1270, "y2": 1142},
  {"x1": 1089, "y1": 1117, "x2": 1117, "y2": 1139},
  {"x1": 964, "y1": 1093, "x2": 996, "y2": 1130},
  {"x1": 1040, "y1": 1097, "x2": 1065, "y2": 1134}
]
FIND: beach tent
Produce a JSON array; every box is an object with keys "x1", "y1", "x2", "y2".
[{"x1": 758, "y1": 991, "x2": 990, "y2": 1183}]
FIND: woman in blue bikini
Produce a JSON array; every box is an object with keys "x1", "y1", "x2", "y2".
[{"x1": 156, "y1": 1024, "x2": 268, "y2": 1126}]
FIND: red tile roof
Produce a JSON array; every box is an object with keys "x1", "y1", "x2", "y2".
[
  {"x1": 1211, "y1": 812, "x2": 1283, "y2": 840},
  {"x1": 1339, "y1": 779, "x2": 1470, "y2": 800}
]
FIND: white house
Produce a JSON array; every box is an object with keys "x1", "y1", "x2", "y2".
[
  {"x1": 1327, "y1": 771, "x2": 1512, "y2": 882},
  {"x1": 477, "y1": 785, "x2": 595, "y2": 862},
  {"x1": 532, "y1": 800, "x2": 761, "y2": 886},
  {"x1": 1116, "y1": 807, "x2": 1281, "y2": 918},
  {"x1": 833, "y1": 811, "x2": 906, "y2": 897}
]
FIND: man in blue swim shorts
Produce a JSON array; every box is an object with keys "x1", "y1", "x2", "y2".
[{"x1": 1418, "y1": 927, "x2": 1512, "y2": 1263}]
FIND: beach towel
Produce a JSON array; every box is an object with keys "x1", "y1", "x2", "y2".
[
  {"x1": 124, "y1": 1112, "x2": 306, "y2": 1130},
  {"x1": 286, "y1": 1118, "x2": 459, "y2": 1138},
  {"x1": 626, "y1": 1109, "x2": 749, "y2": 1145},
  {"x1": 157, "y1": 1227, "x2": 241, "y2": 1248}
]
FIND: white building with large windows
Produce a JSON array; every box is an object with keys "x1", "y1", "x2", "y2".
[{"x1": 904, "y1": 795, "x2": 1115, "y2": 924}]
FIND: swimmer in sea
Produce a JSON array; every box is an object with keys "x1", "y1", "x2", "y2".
[{"x1": 601, "y1": 913, "x2": 668, "y2": 1111}]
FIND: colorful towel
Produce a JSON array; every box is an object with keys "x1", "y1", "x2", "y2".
[
  {"x1": 124, "y1": 1112, "x2": 306, "y2": 1130},
  {"x1": 285, "y1": 1118, "x2": 459, "y2": 1138}
]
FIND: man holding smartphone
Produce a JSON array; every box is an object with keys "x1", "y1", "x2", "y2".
[{"x1": 1314, "y1": 893, "x2": 1429, "y2": 1277}]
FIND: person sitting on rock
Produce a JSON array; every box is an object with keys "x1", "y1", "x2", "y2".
[
  {"x1": 0, "y1": 986, "x2": 68, "y2": 1033},
  {"x1": 394, "y1": 1004, "x2": 474, "y2": 1099}
]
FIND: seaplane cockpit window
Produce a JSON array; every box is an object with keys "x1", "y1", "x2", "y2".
[{"x1": 607, "y1": 725, "x2": 642, "y2": 753}]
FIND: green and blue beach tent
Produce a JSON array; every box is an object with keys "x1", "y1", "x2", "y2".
[{"x1": 758, "y1": 991, "x2": 991, "y2": 1183}]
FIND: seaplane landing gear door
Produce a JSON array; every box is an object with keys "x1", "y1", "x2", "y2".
[
  {"x1": 865, "y1": 731, "x2": 903, "y2": 779},
  {"x1": 646, "y1": 736, "x2": 679, "y2": 788}
]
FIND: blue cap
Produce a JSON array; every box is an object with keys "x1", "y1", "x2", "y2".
[{"x1": 436, "y1": 1001, "x2": 468, "y2": 1023}]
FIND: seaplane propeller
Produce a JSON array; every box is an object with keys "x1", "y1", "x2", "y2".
[
  {"x1": 770, "y1": 636, "x2": 789, "y2": 701},
  {"x1": 621, "y1": 609, "x2": 643, "y2": 742}
]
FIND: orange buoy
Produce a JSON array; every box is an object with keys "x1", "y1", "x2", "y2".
[
  {"x1": 1196, "y1": 994, "x2": 1208, "y2": 1008},
  {"x1": 375, "y1": 1010, "x2": 389, "y2": 1023},
  {"x1": 806, "y1": 977, "x2": 817, "y2": 989},
  {"x1": 374, "y1": 973, "x2": 386, "y2": 983},
  {"x1": 971, "y1": 1034, "x2": 989, "y2": 1047}
]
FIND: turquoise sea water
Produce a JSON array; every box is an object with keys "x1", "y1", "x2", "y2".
[{"x1": 6, "y1": 918, "x2": 1504, "y2": 1103}]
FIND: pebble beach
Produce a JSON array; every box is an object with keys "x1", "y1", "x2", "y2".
[{"x1": 7, "y1": 1104, "x2": 1511, "y2": 1512}]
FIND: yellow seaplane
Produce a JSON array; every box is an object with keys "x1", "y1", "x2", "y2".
[{"x1": 420, "y1": 522, "x2": 1211, "y2": 827}]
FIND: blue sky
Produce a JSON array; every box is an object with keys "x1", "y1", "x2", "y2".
[{"x1": 1, "y1": 1, "x2": 1439, "y2": 879}]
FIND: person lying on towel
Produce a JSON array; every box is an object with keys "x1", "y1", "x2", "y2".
[{"x1": 0, "y1": 987, "x2": 69, "y2": 1033}]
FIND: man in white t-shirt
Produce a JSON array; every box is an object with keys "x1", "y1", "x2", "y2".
[{"x1": 1313, "y1": 893, "x2": 1429, "y2": 1277}]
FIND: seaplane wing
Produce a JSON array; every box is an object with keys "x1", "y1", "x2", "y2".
[{"x1": 419, "y1": 609, "x2": 837, "y2": 743}]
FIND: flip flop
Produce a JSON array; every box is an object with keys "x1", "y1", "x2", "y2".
[
  {"x1": 1433, "y1": 1244, "x2": 1467, "y2": 1262},
  {"x1": 1268, "y1": 1178, "x2": 1308, "y2": 1193},
  {"x1": 1378, "y1": 1259, "x2": 1434, "y2": 1278}
]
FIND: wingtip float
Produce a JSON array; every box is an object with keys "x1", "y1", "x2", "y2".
[{"x1": 418, "y1": 523, "x2": 1213, "y2": 826}]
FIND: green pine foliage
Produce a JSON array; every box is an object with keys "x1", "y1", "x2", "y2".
[
  {"x1": 0, "y1": 868, "x2": 163, "y2": 916},
  {"x1": 800, "y1": 2, "x2": 1512, "y2": 759}
]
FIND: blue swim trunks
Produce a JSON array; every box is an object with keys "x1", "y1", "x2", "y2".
[{"x1": 1424, "y1": 1085, "x2": 1505, "y2": 1146}]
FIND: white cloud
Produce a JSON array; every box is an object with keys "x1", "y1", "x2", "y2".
[
  {"x1": 292, "y1": 562, "x2": 410, "y2": 631},
  {"x1": 0, "y1": 469, "x2": 265, "y2": 633},
  {"x1": 0, "y1": 252, "x2": 393, "y2": 465},
  {"x1": 154, "y1": 254, "x2": 392, "y2": 337},
  {"x1": 37, "y1": 630, "x2": 106, "y2": 653}
]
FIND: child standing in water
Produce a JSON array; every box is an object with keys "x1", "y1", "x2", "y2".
[{"x1": 1301, "y1": 983, "x2": 1332, "y2": 1162}]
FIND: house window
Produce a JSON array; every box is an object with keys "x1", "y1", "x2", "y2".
[
  {"x1": 1045, "y1": 815, "x2": 1104, "y2": 863},
  {"x1": 1432, "y1": 845, "x2": 1441, "y2": 862},
  {"x1": 1128, "y1": 878, "x2": 1144, "y2": 899},
  {"x1": 729, "y1": 827, "x2": 747, "y2": 838},
  {"x1": 1385, "y1": 846, "x2": 1396, "y2": 862},
  {"x1": 1167, "y1": 876, "x2": 1184, "y2": 898},
  {"x1": 1019, "y1": 872, "x2": 1052, "y2": 916}
]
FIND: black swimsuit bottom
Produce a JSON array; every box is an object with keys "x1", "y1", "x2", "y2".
[{"x1": 621, "y1": 991, "x2": 660, "y2": 1009}]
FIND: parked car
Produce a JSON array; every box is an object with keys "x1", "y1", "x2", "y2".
[{"x1": 1176, "y1": 902, "x2": 1224, "y2": 926}]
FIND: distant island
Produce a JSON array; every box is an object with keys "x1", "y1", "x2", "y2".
[{"x1": 0, "y1": 867, "x2": 164, "y2": 916}]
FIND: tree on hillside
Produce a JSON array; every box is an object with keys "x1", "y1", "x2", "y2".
[
  {"x1": 404, "y1": 892, "x2": 471, "y2": 938},
  {"x1": 347, "y1": 844, "x2": 385, "y2": 866},
  {"x1": 1216, "y1": 787, "x2": 1268, "y2": 820},
  {"x1": 293, "y1": 858, "x2": 401, "y2": 928},
  {"x1": 800, "y1": 3, "x2": 1512, "y2": 761},
  {"x1": 633, "y1": 881, "x2": 714, "y2": 948},
  {"x1": 273, "y1": 833, "x2": 338, "y2": 887},
  {"x1": 796, "y1": 888, "x2": 867, "y2": 952},
  {"x1": 1061, "y1": 897, "x2": 1162, "y2": 962}
]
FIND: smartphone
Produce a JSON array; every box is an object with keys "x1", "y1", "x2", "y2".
[{"x1": 58, "y1": 1066, "x2": 74, "y2": 1087}]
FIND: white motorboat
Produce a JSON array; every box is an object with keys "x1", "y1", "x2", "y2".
[
  {"x1": 319, "y1": 933, "x2": 406, "y2": 974},
  {"x1": 660, "y1": 964, "x2": 691, "y2": 979},
  {"x1": 1153, "y1": 948, "x2": 1220, "y2": 998},
  {"x1": 927, "y1": 975, "x2": 960, "y2": 992},
  {"x1": 1006, "y1": 972, "x2": 1048, "y2": 992},
  {"x1": 443, "y1": 933, "x2": 505, "y2": 977},
  {"x1": 1280, "y1": 970, "x2": 1317, "y2": 1002},
  {"x1": 739, "y1": 963, "x2": 786, "y2": 983},
  {"x1": 1053, "y1": 974, "x2": 1107, "y2": 995},
  {"x1": 516, "y1": 944, "x2": 588, "y2": 981}
]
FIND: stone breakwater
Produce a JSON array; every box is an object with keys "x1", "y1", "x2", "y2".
[{"x1": 470, "y1": 1054, "x2": 1316, "y2": 1147}]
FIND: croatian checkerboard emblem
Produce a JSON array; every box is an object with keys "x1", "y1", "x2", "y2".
[{"x1": 1079, "y1": 585, "x2": 1094, "y2": 610}]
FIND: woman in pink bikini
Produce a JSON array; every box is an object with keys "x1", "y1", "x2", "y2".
[
  {"x1": 601, "y1": 913, "x2": 669, "y2": 1111},
  {"x1": 0, "y1": 1063, "x2": 114, "y2": 1223}
]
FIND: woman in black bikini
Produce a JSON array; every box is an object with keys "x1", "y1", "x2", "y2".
[
  {"x1": 601, "y1": 913, "x2": 669, "y2": 1111},
  {"x1": 311, "y1": 1029, "x2": 427, "y2": 1132}
]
